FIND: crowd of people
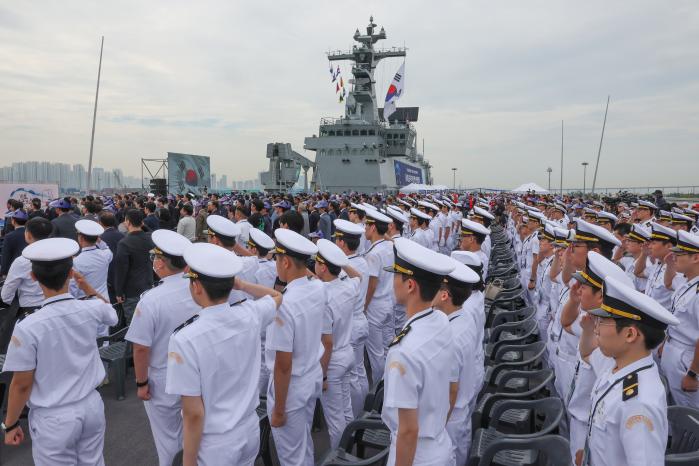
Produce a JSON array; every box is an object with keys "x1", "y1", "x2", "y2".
[{"x1": 0, "y1": 187, "x2": 697, "y2": 465}]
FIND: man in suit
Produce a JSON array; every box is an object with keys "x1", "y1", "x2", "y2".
[
  {"x1": 50, "y1": 198, "x2": 79, "y2": 241},
  {"x1": 144, "y1": 202, "x2": 160, "y2": 232},
  {"x1": 0, "y1": 209, "x2": 29, "y2": 278},
  {"x1": 99, "y1": 211, "x2": 125, "y2": 303}
]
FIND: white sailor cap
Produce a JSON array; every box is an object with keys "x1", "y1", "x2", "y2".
[
  {"x1": 361, "y1": 202, "x2": 378, "y2": 212},
  {"x1": 637, "y1": 200, "x2": 657, "y2": 211},
  {"x1": 384, "y1": 237, "x2": 454, "y2": 282},
  {"x1": 671, "y1": 212, "x2": 694, "y2": 227},
  {"x1": 472, "y1": 206, "x2": 495, "y2": 221},
  {"x1": 397, "y1": 199, "x2": 412, "y2": 208},
  {"x1": 450, "y1": 250, "x2": 484, "y2": 278},
  {"x1": 539, "y1": 223, "x2": 556, "y2": 242},
  {"x1": 316, "y1": 238, "x2": 349, "y2": 268},
  {"x1": 274, "y1": 228, "x2": 318, "y2": 259},
  {"x1": 206, "y1": 215, "x2": 241, "y2": 239},
  {"x1": 592, "y1": 200, "x2": 605, "y2": 209},
  {"x1": 248, "y1": 228, "x2": 275, "y2": 251},
  {"x1": 672, "y1": 230, "x2": 699, "y2": 254},
  {"x1": 409, "y1": 207, "x2": 431, "y2": 221},
  {"x1": 683, "y1": 208, "x2": 699, "y2": 220},
  {"x1": 595, "y1": 211, "x2": 618, "y2": 225},
  {"x1": 658, "y1": 210, "x2": 673, "y2": 222},
  {"x1": 650, "y1": 222, "x2": 677, "y2": 244},
  {"x1": 589, "y1": 276, "x2": 679, "y2": 329},
  {"x1": 183, "y1": 243, "x2": 242, "y2": 278},
  {"x1": 365, "y1": 208, "x2": 392, "y2": 225},
  {"x1": 75, "y1": 219, "x2": 104, "y2": 237},
  {"x1": 418, "y1": 200, "x2": 439, "y2": 212},
  {"x1": 445, "y1": 258, "x2": 479, "y2": 286},
  {"x1": 573, "y1": 251, "x2": 634, "y2": 290},
  {"x1": 151, "y1": 229, "x2": 191, "y2": 257},
  {"x1": 333, "y1": 219, "x2": 364, "y2": 238},
  {"x1": 385, "y1": 206, "x2": 408, "y2": 225},
  {"x1": 527, "y1": 211, "x2": 546, "y2": 225},
  {"x1": 627, "y1": 224, "x2": 651, "y2": 243},
  {"x1": 553, "y1": 203, "x2": 567, "y2": 213},
  {"x1": 349, "y1": 202, "x2": 366, "y2": 213},
  {"x1": 553, "y1": 227, "x2": 571, "y2": 247},
  {"x1": 572, "y1": 218, "x2": 621, "y2": 247},
  {"x1": 461, "y1": 218, "x2": 490, "y2": 237},
  {"x1": 23, "y1": 237, "x2": 80, "y2": 262}
]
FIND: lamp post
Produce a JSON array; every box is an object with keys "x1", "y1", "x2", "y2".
[
  {"x1": 451, "y1": 167, "x2": 457, "y2": 190},
  {"x1": 582, "y1": 162, "x2": 589, "y2": 194},
  {"x1": 546, "y1": 167, "x2": 553, "y2": 190}
]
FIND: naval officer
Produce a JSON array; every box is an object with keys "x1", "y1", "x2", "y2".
[
  {"x1": 659, "y1": 230, "x2": 699, "y2": 408},
  {"x1": 165, "y1": 242, "x2": 282, "y2": 465},
  {"x1": 3, "y1": 238, "x2": 118, "y2": 465},
  {"x1": 385, "y1": 206, "x2": 409, "y2": 333},
  {"x1": 582, "y1": 276, "x2": 679, "y2": 466},
  {"x1": 408, "y1": 208, "x2": 433, "y2": 249},
  {"x1": 333, "y1": 218, "x2": 371, "y2": 417},
  {"x1": 125, "y1": 229, "x2": 200, "y2": 466},
  {"x1": 315, "y1": 239, "x2": 361, "y2": 449},
  {"x1": 266, "y1": 228, "x2": 325, "y2": 466},
  {"x1": 382, "y1": 237, "x2": 456, "y2": 465},
  {"x1": 459, "y1": 218, "x2": 491, "y2": 281},
  {"x1": 433, "y1": 258, "x2": 480, "y2": 464}
]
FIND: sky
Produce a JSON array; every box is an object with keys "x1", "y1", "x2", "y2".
[{"x1": 1, "y1": 1, "x2": 698, "y2": 190}]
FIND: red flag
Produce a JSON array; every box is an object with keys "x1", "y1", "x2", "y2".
[
  {"x1": 336, "y1": 83, "x2": 340, "y2": 93},
  {"x1": 340, "y1": 77, "x2": 344, "y2": 88}
]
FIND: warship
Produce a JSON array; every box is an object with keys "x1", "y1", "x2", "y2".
[{"x1": 261, "y1": 17, "x2": 432, "y2": 194}]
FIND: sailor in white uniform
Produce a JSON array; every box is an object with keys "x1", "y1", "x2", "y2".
[
  {"x1": 660, "y1": 230, "x2": 699, "y2": 408},
  {"x1": 246, "y1": 228, "x2": 277, "y2": 394},
  {"x1": 385, "y1": 206, "x2": 409, "y2": 333},
  {"x1": 582, "y1": 276, "x2": 679, "y2": 466},
  {"x1": 433, "y1": 258, "x2": 480, "y2": 464},
  {"x1": 125, "y1": 230, "x2": 200, "y2": 466},
  {"x1": 349, "y1": 203, "x2": 370, "y2": 254},
  {"x1": 165, "y1": 242, "x2": 282, "y2": 465},
  {"x1": 315, "y1": 239, "x2": 360, "y2": 449},
  {"x1": 2, "y1": 238, "x2": 118, "y2": 465},
  {"x1": 624, "y1": 224, "x2": 652, "y2": 292},
  {"x1": 363, "y1": 208, "x2": 395, "y2": 384},
  {"x1": 382, "y1": 238, "x2": 456, "y2": 465},
  {"x1": 634, "y1": 199, "x2": 657, "y2": 229},
  {"x1": 635, "y1": 222, "x2": 685, "y2": 311},
  {"x1": 266, "y1": 229, "x2": 325, "y2": 466},
  {"x1": 333, "y1": 218, "x2": 371, "y2": 417},
  {"x1": 459, "y1": 218, "x2": 491, "y2": 281},
  {"x1": 469, "y1": 206, "x2": 495, "y2": 259},
  {"x1": 408, "y1": 208, "x2": 433, "y2": 249}
]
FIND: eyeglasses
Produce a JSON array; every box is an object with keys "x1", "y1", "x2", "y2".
[
  {"x1": 149, "y1": 253, "x2": 163, "y2": 262},
  {"x1": 593, "y1": 316, "x2": 616, "y2": 328}
]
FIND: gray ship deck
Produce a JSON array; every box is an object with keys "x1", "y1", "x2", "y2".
[{"x1": 2, "y1": 366, "x2": 331, "y2": 465}]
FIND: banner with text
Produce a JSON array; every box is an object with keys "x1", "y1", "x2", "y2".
[{"x1": 394, "y1": 160, "x2": 423, "y2": 187}]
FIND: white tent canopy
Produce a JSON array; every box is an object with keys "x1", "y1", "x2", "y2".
[
  {"x1": 399, "y1": 183, "x2": 449, "y2": 194},
  {"x1": 511, "y1": 182, "x2": 549, "y2": 194}
]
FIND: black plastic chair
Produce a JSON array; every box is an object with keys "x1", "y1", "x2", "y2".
[
  {"x1": 257, "y1": 397, "x2": 274, "y2": 466},
  {"x1": 666, "y1": 405, "x2": 699, "y2": 465},
  {"x1": 473, "y1": 368, "x2": 554, "y2": 430},
  {"x1": 97, "y1": 326, "x2": 131, "y2": 400},
  {"x1": 486, "y1": 307, "x2": 536, "y2": 341},
  {"x1": 485, "y1": 319, "x2": 539, "y2": 360},
  {"x1": 317, "y1": 419, "x2": 390, "y2": 466},
  {"x1": 469, "y1": 398, "x2": 565, "y2": 466},
  {"x1": 356, "y1": 384, "x2": 390, "y2": 456},
  {"x1": 482, "y1": 342, "x2": 546, "y2": 391},
  {"x1": 475, "y1": 434, "x2": 573, "y2": 466}
]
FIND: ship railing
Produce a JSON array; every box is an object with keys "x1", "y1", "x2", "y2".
[{"x1": 319, "y1": 117, "x2": 415, "y2": 130}]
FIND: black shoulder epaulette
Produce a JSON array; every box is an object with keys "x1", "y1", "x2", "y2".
[
  {"x1": 389, "y1": 326, "x2": 411, "y2": 348},
  {"x1": 173, "y1": 315, "x2": 199, "y2": 334},
  {"x1": 340, "y1": 275, "x2": 348, "y2": 281},
  {"x1": 78, "y1": 295, "x2": 97, "y2": 300},
  {"x1": 230, "y1": 298, "x2": 247, "y2": 307},
  {"x1": 16, "y1": 309, "x2": 37, "y2": 323},
  {"x1": 622, "y1": 372, "x2": 639, "y2": 401}
]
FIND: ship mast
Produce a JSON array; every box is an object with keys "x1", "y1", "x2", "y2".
[{"x1": 327, "y1": 16, "x2": 406, "y2": 124}]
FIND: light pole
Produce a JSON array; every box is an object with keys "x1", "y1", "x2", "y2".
[
  {"x1": 582, "y1": 162, "x2": 589, "y2": 194},
  {"x1": 546, "y1": 167, "x2": 552, "y2": 190},
  {"x1": 451, "y1": 167, "x2": 457, "y2": 190}
]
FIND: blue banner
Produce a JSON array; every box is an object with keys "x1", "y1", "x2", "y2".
[{"x1": 394, "y1": 160, "x2": 423, "y2": 186}]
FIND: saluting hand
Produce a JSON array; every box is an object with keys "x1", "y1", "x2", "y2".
[{"x1": 4, "y1": 425, "x2": 24, "y2": 446}]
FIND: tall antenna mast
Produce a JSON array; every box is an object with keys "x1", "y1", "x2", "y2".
[
  {"x1": 86, "y1": 36, "x2": 104, "y2": 194},
  {"x1": 591, "y1": 95, "x2": 610, "y2": 194},
  {"x1": 560, "y1": 120, "x2": 564, "y2": 195}
]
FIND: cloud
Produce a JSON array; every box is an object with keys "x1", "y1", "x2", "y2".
[{"x1": 0, "y1": 0, "x2": 698, "y2": 190}]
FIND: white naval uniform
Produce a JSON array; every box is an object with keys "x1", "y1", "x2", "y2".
[
  {"x1": 428, "y1": 216, "x2": 443, "y2": 252},
  {"x1": 519, "y1": 232, "x2": 539, "y2": 302},
  {"x1": 481, "y1": 235, "x2": 492, "y2": 259},
  {"x1": 462, "y1": 290, "x2": 486, "y2": 401},
  {"x1": 236, "y1": 218, "x2": 251, "y2": 245},
  {"x1": 644, "y1": 261, "x2": 686, "y2": 311},
  {"x1": 230, "y1": 255, "x2": 260, "y2": 303},
  {"x1": 265, "y1": 276, "x2": 325, "y2": 466},
  {"x1": 409, "y1": 228, "x2": 432, "y2": 250},
  {"x1": 254, "y1": 257, "x2": 278, "y2": 394},
  {"x1": 4, "y1": 294, "x2": 118, "y2": 466},
  {"x1": 533, "y1": 255, "x2": 554, "y2": 338},
  {"x1": 70, "y1": 243, "x2": 113, "y2": 336},
  {"x1": 660, "y1": 277, "x2": 699, "y2": 408},
  {"x1": 364, "y1": 239, "x2": 395, "y2": 384},
  {"x1": 445, "y1": 307, "x2": 480, "y2": 464},
  {"x1": 476, "y1": 249, "x2": 489, "y2": 282},
  {"x1": 347, "y1": 253, "x2": 370, "y2": 417},
  {"x1": 0, "y1": 255, "x2": 44, "y2": 307},
  {"x1": 382, "y1": 308, "x2": 455, "y2": 466},
  {"x1": 320, "y1": 275, "x2": 359, "y2": 449},
  {"x1": 627, "y1": 256, "x2": 651, "y2": 292},
  {"x1": 166, "y1": 297, "x2": 276, "y2": 465},
  {"x1": 584, "y1": 354, "x2": 667, "y2": 466},
  {"x1": 390, "y1": 234, "x2": 407, "y2": 333},
  {"x1": 125, "y1": 273, "x2": 201, "y2": 466}
]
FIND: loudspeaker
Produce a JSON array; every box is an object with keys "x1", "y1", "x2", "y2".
[{"x1": 149, "y1": 178, "x2": 167, "y2": 196}]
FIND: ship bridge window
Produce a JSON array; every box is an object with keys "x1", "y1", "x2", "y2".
[
  {"x1": 352, "y1": 130, "x2": 359, "y2": 136},
  {"x1": 368, "y1": 129, "x2": 375, "y2": 136},
  {"x1": 360, "y1": 130, "x2": 367, "y2": 136},
  {"x1": 399, "y1": 133, "x2": 405, "y2": 139},
  {"x1": 328, "y1": 131, "x2": 335, "y2": 136},
  {"x1": 344, "y1": 130, "x2": 351, "y2": 136},
  {"x1": 386, "y1": 134, "x2": 393, "y2": 139}
]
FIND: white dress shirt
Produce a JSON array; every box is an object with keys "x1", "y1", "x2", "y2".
[{"x1": 1, "y1": 255, "x2": 44, "y2": 307}]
